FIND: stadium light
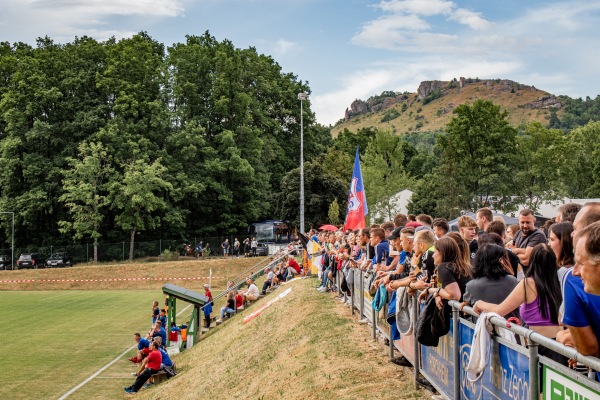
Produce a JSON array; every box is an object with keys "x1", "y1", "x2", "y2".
[
  {"x1": 298, "y1": 92, "x2": 308, "y2": 234},
  {"x1": 0, "y1": 212, "x2": 14, "y2": 270}
]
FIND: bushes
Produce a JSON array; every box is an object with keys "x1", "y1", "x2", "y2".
[{"x1": 381, "y1": 109, "x2": 401, "y2": 122}]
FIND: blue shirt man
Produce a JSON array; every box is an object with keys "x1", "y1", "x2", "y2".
[
  {"x1": 158, "y1": 348, "x2": 173, "y2": 367},
  {"x1": 152, "y1": 327, "x2": 167, "y2": 349},
  {"x1": 137, "y1": 337, "x2": 150, "y2": 351}
]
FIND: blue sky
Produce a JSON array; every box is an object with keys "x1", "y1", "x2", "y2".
[{"x1": 1, "y1": 0, "x2": 599, "y2": 125}]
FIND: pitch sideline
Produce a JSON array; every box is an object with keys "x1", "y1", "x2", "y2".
[{"x1": 58, "y1": 304, "x2": 192, "y2": 399}]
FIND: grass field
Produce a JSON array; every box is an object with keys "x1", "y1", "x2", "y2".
[
  {"x1": 0, "y1": 290, "x2": 167, "y2": 399},
  {"x1": 0, "y1": 257, "x2": 273, "y2": 399}
]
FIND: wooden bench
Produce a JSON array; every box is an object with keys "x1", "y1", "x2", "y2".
[{"x1": 151, "y1": 362, "x2": 177, "y2": 385}]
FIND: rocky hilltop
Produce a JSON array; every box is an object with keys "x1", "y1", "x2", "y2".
[{"x1": 336, "y1": 78, "x2": 562, "y2": 136}]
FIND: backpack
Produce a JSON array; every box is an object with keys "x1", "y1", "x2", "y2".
[{"x1": 416, "y1": 294, "x2": 451, "y2": 347}]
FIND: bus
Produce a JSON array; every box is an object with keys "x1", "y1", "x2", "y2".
[{"x1": 248, "y1": 220, "x2": 293, "y2": 244}]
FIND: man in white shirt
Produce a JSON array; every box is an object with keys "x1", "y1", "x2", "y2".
[{"x1": 242, "y1": 277, "x2": 259, "y2": 303}]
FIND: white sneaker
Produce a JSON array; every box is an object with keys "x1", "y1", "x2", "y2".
[
  {"x1": 358, "y1": 319, "x2": 369, "y2": 324},
  {"x1": 317, "y1": 287, "x2": 328, "y2": 293}
]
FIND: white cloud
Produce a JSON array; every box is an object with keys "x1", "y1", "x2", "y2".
[
  {"x1": 449, "y1": 8, "x2": 490, "y2": 30},
  {"x1": 274, "y1": 39, "x2": 298, "y2": 56},
  {"x1": 377, "y1": 0, "x2": 454, "y2": 16},
  {"x1": 353, "y1": 0, "x2": 490, "y2": 49},
  {"x1": 29, "y1": 0, "x2": 184, "y2": 17},
  {"x1": 0, "y1": 0, "x2": 185, "y2": 43},
  {"x1": 352, "y1": 15, "x2": 431, "y2": 49}
]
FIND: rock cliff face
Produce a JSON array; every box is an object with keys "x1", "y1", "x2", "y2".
[
  {"x1": 342, "y1": 77, "x2": 562, "y2": 122},
  {"x1": 521, "y1": 95, "x2": 562, "y2": 109},
  {"x1": 417, "y1": 80, "x2": 448, "y2": 100},
  {"x1": 345, "y1": 99, "x2": 369, "y2": 120}
]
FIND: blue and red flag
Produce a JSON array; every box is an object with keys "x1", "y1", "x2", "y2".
[{"x1": 343, "y1": 148, "x2": 368, "y2": 231}]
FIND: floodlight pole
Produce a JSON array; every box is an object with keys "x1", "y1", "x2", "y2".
[
  {"x1": 298, "y1": 92, "x2": 308, "y2": 234},
  {"x1": 0, "y1": 212, "x2": 14, "y2": 270}
]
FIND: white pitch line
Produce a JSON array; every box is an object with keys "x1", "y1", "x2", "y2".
[{"x1": 57, "y1": 304, "x2": 193, "y2": 400}]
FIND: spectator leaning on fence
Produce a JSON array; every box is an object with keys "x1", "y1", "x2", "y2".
[
  {"x1": 474, "y1": 243, "x2": 567, "y2": 366},
  {"x1": 418, "y1": 236, "x2": 472, "y2": 309},
  {"x1": 411, "y1": 230, "x2": 436, "y2": 280},
  {"x1": 464, "y1": 244, "x2": 519, "y2": 320},
  {"x1": 507, "y1": 208, "x2": 547, "y2": 267},
  {"x1": 370, "y1": 228, "x2": 389, "y2": 274},
  {"x1": 559, "y1": 203, "x2": 600, "y2": 361},
  {"x1": 358, "y1": 227, "x2": 374, "y2": 272}
]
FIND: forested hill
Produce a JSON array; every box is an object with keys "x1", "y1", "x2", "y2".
[
  {"x1": 333, "y1": 78, "x2": 600, "y2": 136},
  {"x1": 0, "y1": 33, "x2": 333, "y2": 249}
]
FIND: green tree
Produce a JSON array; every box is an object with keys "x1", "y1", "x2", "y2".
[
  {"x1": 362, "y1": 130, "x2": 414, "y2": 221},
  {"x1": 277, "y1": 162, "x2": 346, "y2": 229},
  {"x1": 59, "y1": 142, "x2": 112, "y2": 262},
  {"x1": 438, "y1": 100, "x2": 518, "y2": 212},
  {"x1": 406, "y1": 174, "x2": 445, "y2": 217},
  {"x1": 566, "y1": 121, "x2": 600, "y2": 197},
  {"x1": 328, "y1": 199, "x2": 341, "y2": 225},
  {"x1": 321, "y1": 147, "x2": 353, "y2": 184},
  {"x1": 513, "y1": 122, "x2": 570, "y2": 211},
  {"x1": 333, "y1": 127, "x2": 376, "y2": 157},
  {"x1": 109, "y1": 158, "x2": 173, "y2": 261}
]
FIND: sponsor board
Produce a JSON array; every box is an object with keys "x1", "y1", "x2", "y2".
[{"x1": 544, "y1": 365, "x2": 600, "y2": 400}]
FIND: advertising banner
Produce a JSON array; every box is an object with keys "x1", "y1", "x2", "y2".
[
  {"x1": 543, "y1": 365, "x2": 600, "y2": 400},
  {"x1": 459, "y1": 320, "x2": 530, "y2": 400},
  {"x1": 420, "y1": 322, "x2": 455, "y2": 396}
]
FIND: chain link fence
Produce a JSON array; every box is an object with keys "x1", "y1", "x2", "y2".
[{"x1": 0, "y1": 234, "x2": 257, "y2": 264}]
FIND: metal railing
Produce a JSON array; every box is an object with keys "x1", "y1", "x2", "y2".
[
  {"x1": 332, "y1": 267, "x2": 600, "y2": 400},
  {"x1": 0, "y1": 235, "x2": 303, "y2": 266}
]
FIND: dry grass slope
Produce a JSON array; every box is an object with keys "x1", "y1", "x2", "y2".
[
  {"x1": 0, "y1": 257, "x2": 264, "y2": 291},
  {"x1": 140, "y1": 279, "x2": 424, "y2": 400},
  {"x1": 332, "y1": 81, "x2": 558, "y2": 137}
]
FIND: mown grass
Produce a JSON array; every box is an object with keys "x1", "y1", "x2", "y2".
[{"x1": 0, "y1": 290, "x2": 168, "y2": 399}]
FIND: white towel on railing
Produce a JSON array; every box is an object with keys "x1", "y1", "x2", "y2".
[{"x1": 466, "y1": 312, "x2": 516, "y2": 382}]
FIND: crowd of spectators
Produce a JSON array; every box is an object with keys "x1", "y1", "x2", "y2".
[{"x1": 309, "y1": 204, "x2": 600, "y2": 377}]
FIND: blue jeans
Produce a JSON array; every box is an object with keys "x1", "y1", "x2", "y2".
[
  {"x1": 321, "y1": 268, "x2": 330, "y2": 287},
  {"x1": 220, "y1": 307, "x2": 236, "y2": 319}
]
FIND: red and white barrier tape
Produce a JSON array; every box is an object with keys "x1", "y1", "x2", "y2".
[{"x1": 0, "y1": 276, "x2": 224, "y2": 284}]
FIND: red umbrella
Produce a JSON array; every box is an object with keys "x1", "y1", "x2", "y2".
[{"x1": 319, "y1": 224, "x2": 339, "y2": 232}]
